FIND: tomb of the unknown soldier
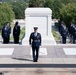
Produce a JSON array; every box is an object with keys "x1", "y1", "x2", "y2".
[{"x1": 22, "y1": 8, "x2": 56, "y2": 45}]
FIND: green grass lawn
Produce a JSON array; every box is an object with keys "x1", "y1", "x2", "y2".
[
  {"x1": 52, "y1": 30, "x2": 60, "y2": 41},
  {"x1": 20, "y1": 27, "x2": 25, "y2": 40}
]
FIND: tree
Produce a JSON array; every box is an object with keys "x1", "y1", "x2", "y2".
[
  {"x1": 60, "y1": 3, "x2": 76, "y2": 26},
  {"x1": 44, "y1": 0, "x2": 63, "y2": 19},
  {"x1": 29, "y1": 0, "x2": 45, "y2": 7},
  {"x1": 60, "y1": 0, "x2": 76, "y2": 5},
  {"x1": 0, "y1": 3, "x2": 15, "y2": 28},
  {"x1": 53, "y1": 0, "x2": 63, "y2": 19},
  {"x1": 11, "y1": 1, "x2": 28, "y2": 19}
]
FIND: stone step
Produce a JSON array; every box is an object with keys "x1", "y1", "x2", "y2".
[
  {"x1": 0, "y1": 58, "x2": 76, "y2": 64},
  {"x1": 2, "y1": 69, "x2": 76, "y2": 75},
  {"x1": 0, "y1": 63, "x2": 76, "y2": 69}
]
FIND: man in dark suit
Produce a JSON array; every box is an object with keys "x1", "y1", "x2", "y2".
[
  {"x1": 29, "y1": 27, "x2": 41, "y2": 62},
  {"x1": 6, "y1": 22, "x2": 11, "y2": 43},
  {"x1": 2, "y1": 23, "x2": 10, "y2": 44},
  {"x1": 13, "y1": 21, "x2": 20, "y2": 44}
]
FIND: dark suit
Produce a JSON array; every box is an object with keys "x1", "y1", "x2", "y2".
[
  {"x1": 7, "y1": 25, "x2": 11, "y2": 43},
  {"x1": 73, "y1": 27, "x2": 76, "y2": 44},
  {"x1": 59, "y1": 24, "x2": 63, "y2": 35},
  {"x1": 68, "y1": 25, "x2": 73, "y2": 35},
  {"x1": 60, "y1": 26, "x2": 68, "y2": 44},
  {"x1": 13, "y1": 25, "x2": 20, "y2": 44},
  {"x1": 29, "y1": 32, "x2": 41, "y2": 62},
  {"x1": 2, "y1": 26, "x2": 10, "y2": 44}
]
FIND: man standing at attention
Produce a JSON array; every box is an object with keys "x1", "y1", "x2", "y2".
[
  {"x1": 29, "y1": 27, "x2": 41, "y2": 62},
  {"x1": 13, "y1": 21, "x2": 20, "y2": 44}
]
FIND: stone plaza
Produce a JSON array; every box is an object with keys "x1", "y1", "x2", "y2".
[{"x1": 0, "y1": 44, "x2": 76, "y2": 75}]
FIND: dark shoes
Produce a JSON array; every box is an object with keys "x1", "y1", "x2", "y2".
[
  {"x1": 33, "y1": 57, "x2": 38, "y2": 62},
  {"x1": 33, "y1": 60, "x2": 38, "y2": 62}
]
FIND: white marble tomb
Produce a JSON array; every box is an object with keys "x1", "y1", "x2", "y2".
[{"x1": 22, "y1": 8, "x2": 56, "y2": 45}]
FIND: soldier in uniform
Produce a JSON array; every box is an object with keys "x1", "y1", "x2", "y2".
[
  {"x1": 2, "y1": 23, "x2": 10, "y2": 44},
  {"x1": 59, "y1": 21, "x2": 64, "y2": 35},
  {"x1": 68, "y1": 22, "x2": 74, "y2": 43},
  {"x1": 60, "y1": 24, "x2": 68, "y2": 44},
  {"x1": 59, "y1": 21, "x2": 67, "y2": 43},
  {"x1": 13, "y1": 21, "x2": 20, "y2": 44},
  {"x1": 73, "y1": 25, "x2": 76, "y2": 44},
  {"x1": 29, "y1": 27, "x2": 41, "y2": 62}
]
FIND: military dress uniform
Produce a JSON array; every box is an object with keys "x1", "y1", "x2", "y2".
[
  {"x1": 68, "y1": 24, "x2": 75, "y2": 43},
  {"x1": 60, "y1": 26, "x2": 68, "y2": 44},
  {"x1": 59, "y1": 23, "x2": 66, "y2": 43},
  {"x1": 29, "y1": 29, "x2": 41, "y2": 62},
  {"x1": 73, "y1": 26, "x2": 76, "y2": 44}
]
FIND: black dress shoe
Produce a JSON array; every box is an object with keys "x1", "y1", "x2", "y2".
[
  {"x1": 33, "y1": 60, "x2": 35, "y2": 62},
  {"x1": 33, "y1": 60, "x2": 36, "y2": 62},
  {"x1": 35, "y1": 60, "x2": 38, "y2": 62},
  {"x1": 33, "y1": 60, "x2": 37, "y2": 62}
]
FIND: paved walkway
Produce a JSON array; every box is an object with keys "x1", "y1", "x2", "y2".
[
  {"x1": 0, "y1": 44, "x2": 76, "y2": 75},
  {"x1": 0, "y1": 44, "x2": 76, "y2": 64}
]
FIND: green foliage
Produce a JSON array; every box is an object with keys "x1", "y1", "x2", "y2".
[
  {"x1": 52, "y1": 30, "x2": 60, "y2": 41},
  {"x1": 60, "y1": 0, "x2": 76, "y2": 5},
  {"x1": 2, "y1": 0, "x2": 28, "y2": 19},
  {"x1": 2, "y1": 0, "x2": 29, "y2": 3},
  {"x1": 10, "y1": 2, "x2": 28, "y2": 19},
  {"x1": 60, "y1": 3, "x2": 76, "y2": 26},
  {"x1": 44, "y1": 0, "x2": 63, "y2": 19},
  {"x1": 0, "y1": 3, "x2": 15, "y2": 28},
  {"x1": 29, "y1": 0, "x2": 45, "y2": 7},
  {"x1": 20, "y1": 27, "x2": 25, "y2": 40},
  {"x1": 1, "y1": 0, "x2": 76, "y2": 20}
]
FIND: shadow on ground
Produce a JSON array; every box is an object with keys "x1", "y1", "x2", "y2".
[{"x1": 12, "y1": 57, "x2": 33, "y2": 62}]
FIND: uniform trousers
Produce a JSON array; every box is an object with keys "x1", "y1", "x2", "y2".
[
  {"x1": 32, "y1": 46, "x2": 39, "y2": 61},
  {"x1": 62, "y1": 36, "x2": 66, "y2": 44},
  {"x1": 73, "y1": 36, "x2": 76, "y2": 44}
]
